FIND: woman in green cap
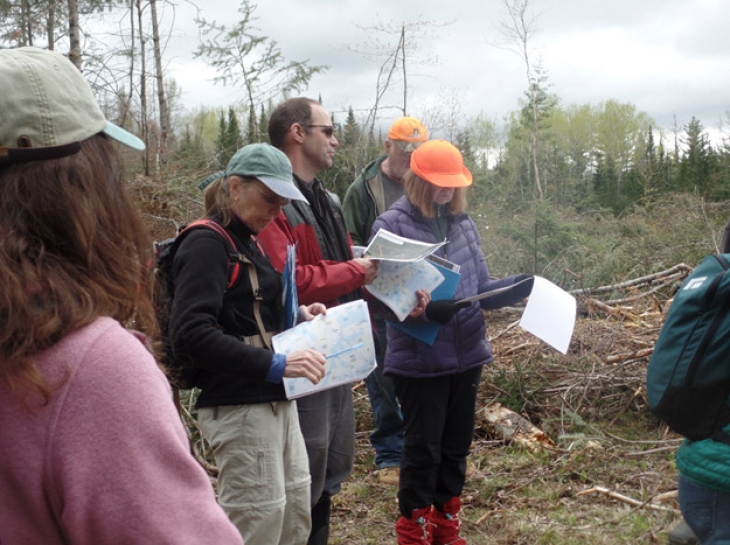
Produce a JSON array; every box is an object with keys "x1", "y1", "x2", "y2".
[{"x1": 169, "y1": 143, "x2": 329, "y2": 545}]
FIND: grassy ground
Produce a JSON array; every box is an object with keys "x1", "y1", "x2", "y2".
[
  {"x1": 139, "y1": 179, "x2": 716, "y2": 544},
  {"x1": 328, "y1": 305, "x2": 683, "y2": 545}
]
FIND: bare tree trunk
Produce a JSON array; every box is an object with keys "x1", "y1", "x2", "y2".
[
  {"x1": 46, "y1": 0, "x2": 55, "y2": 50},
  {"x1": 400, "y1": 25, "x2": 407, "y2": 116},
  {"x1": 149, "y1": 0, "x2": 169, "y2": 165},
  {"x1": 121, "y1": 0, "x2": 136, "y2": 130},
  {"x1": 502, "y1": 0, "x2": 543, "y2": 200},
  {"x1": 67, "y1": 0, "x2": 81, "y2": 70},
  {"x1": 135, "y1": 0, "x2": 149, "y2": 175},
  {"x1": 19, "y1": 0, "x2": 33, "y2": 46}
]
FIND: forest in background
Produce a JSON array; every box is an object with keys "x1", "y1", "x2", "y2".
[{"x1": 3, "y1": 0, "x2": 729, "y2": 227}]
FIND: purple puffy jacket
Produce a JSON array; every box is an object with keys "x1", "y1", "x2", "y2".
[{"x1": 372, "y1": 196, "x2": 526, "y2": 379}]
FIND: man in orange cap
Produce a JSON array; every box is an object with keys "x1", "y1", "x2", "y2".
[{"x1": 342, "y1": 116, "x2": 428, "y2": 485}]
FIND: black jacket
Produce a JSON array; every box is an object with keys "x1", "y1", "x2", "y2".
[{"x1": 169, "y1": 217, "x2": 286, "y2": 407}]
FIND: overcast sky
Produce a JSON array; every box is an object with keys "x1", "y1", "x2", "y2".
[{"x1": 140, "y1": 0, "x2": 729, "y2": 142}]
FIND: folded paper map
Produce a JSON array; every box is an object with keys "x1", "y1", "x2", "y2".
[{"x1": 274, "y1": 300, "x2": 376, "y2": 399}]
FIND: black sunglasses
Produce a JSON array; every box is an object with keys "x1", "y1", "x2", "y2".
[{"x1": 304, "y1": 124, "x2": 335, "y2": 138}]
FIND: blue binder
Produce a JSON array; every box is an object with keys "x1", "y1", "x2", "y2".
[{"x1": 282, "y1": 244, "x2": 298, "y2": 329}]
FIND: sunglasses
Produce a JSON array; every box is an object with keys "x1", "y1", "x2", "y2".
[
  {"x1": 305, "y1": 124, "x2": 335, "y2": 138},
  {"x1": 253, "y1": 184, "x2": 290, "y2": 207}
]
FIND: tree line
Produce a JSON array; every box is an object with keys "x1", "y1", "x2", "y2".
[{"x1": 2, "y1": 0, "x2": 728, "y2": 217}]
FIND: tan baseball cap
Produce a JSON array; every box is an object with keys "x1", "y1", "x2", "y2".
[
  {"x1": 388, "y1": 116, "x2": 428, "y2": 152},
  {"x1": 0, "y1": 47, "x2": 144, "y2": 165}
]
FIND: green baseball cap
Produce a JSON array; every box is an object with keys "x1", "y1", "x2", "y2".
[
  {"x1": 199, "y1": 143, "x2": 306, "y2": 202},
  {"x1": 0, "y1": 47, "x2": 144, "y2": 165}
]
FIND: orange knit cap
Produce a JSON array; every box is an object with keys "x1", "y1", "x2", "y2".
[{"x1": 409, "y1": 140, "x2": 473, "y2": 188}]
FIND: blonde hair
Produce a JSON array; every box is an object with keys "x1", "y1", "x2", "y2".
[
  {"x1": 203, "y1": 175, "x2": 257, "y2": 225},
  {"x1": 403, "y1": 170, "x2": 467, "y2": 218}
]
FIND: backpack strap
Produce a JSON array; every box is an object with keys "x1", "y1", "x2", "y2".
[
  {"x1": 237, "y1": 251, "x2": 275, "y2": 350},
  {"x1": 180, "y1": 220, "x2": 275, "y2": 349},
  {"x1": 179, "y1": 219, "x2": 242, "y2": 290}
]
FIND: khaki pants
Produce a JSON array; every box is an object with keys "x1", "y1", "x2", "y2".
[{"x1": 198, "y1": 401, "x2": 311, "y2": 545}]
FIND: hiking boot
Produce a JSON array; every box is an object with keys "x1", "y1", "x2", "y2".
[
  {"x1": 396, "y1": 506, "x2": 433, "y2": 545},
  {"x1": 431, "y1": 497, "x2": 466, "y2": 545},
  {"x1": 378, "y1": 466, "x2": 400, "y2": 485},
  {"x1": 668, "y1": 519, "x2": 699, "y2": 545}
]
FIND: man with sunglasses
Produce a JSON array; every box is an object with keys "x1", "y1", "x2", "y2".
[
  {"x1": 258, "y1": 97, "x2": 379, "y2": 545},
  {"x1": 341, "y1": 116, "x2": 429, "y2": 486}
]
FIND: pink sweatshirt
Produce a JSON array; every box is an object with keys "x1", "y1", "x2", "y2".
[{"x1": 0, "y1": 317, "x2": 243, "y2": 545}]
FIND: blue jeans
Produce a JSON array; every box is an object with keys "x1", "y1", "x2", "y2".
[
  {"x1": 679, "y1": 475, "x2": 730, "y2": 544},
  {"x1": 364, "y1": 320, "x2": 403, "y2": 469}
]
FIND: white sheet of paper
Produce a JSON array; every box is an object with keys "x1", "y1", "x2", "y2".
[{"x1": 518, "y1": 276, "x2": 576, "y2": 354}]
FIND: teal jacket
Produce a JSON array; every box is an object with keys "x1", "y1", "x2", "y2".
[
  {"x1": 676, "y1": 424, "x2": 730, "y2": 493},
  {"x1": 342, "y1": 155, "x2": 393, "y2": 246}
]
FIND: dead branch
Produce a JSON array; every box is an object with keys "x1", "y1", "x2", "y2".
[
  {"x1": 605, "y1": 348, "x2": 654, "y2": 365},
  {"x1": 569, "y1": 264, "x2": 692, "y2": 296},
  {"x1": 577, "y1": 486, "x2": 679, "y2": 513},
  {"x1": 583, "y1": 298, "x2": 640, "y2": 321},
  {"x1": 490, "y1": 319, "x2": 520, "y2": 341},
  {"x1": 603, "y1": 274, "x2": 687, "y2": 305}
]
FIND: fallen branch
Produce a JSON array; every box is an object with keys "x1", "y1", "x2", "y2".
[
  {"x1": 605, "y1": 348, "x2": 654, "y2": 365},
  {"x1": 490, "y1": 319, "x2": 520, "y2": 342},
  {"x1": 604, "y1": 274, "x2": 687, "y2": 306},
  {"x1": 569, "y1": 264, "x2": 692, "y2": 296},
  {"x1": 577, "y1": 486, "x2": 678, "y2": 513},
  {"x1": 583, "y1": 298, "x2": 641, "y2": 321}
]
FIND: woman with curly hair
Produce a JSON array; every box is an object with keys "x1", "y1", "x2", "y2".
[{"x1": 0, "y1": 47, "x2": 242, "y2": 545}]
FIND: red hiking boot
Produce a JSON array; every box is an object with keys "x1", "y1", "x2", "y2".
[
  {"x1": 396, "y1": 506, "x2": 433, "y2": 544},
  {"x1": 431, "y1": 497, "x2": 466, "y2": 545}
]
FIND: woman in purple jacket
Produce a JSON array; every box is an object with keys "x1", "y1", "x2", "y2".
[{"x1": 371, "y1": 140, "x2": 533, "y2": 545}]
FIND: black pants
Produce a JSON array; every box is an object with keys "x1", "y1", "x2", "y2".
[{"x1": 393, "y1": 365, "x2": 482, "y2": 518}]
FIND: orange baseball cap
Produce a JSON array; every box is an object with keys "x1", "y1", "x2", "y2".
[
  {"x1": 388, "y1": 116, "x2": 428, "y2": 151},
  {"x1": 410, "y1": 140, "x2": 473, "y2": 188}
]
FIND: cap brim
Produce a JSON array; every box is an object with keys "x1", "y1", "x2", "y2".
[
  {"x1": 103, "y1": 121, "x2": 145, "y2": 151},
  {"x1": 413, "y1": 165, "x2": 473, "y2": 188},
  {"x1": 258, "y1": 176, "x2": 307, "y2": 202}
]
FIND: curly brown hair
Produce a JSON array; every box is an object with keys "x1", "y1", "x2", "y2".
[{"x1": 0, "y1": 134, "x2": 157, "y2": 402}]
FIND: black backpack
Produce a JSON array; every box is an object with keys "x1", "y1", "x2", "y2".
[{"x1": 153, "y1": 219, "x2": 243, "y2": 390}]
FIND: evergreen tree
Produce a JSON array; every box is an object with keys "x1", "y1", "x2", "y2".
[
  {"x1": 215, "y1": 111, "x2": 228, "y2": 169},
  {"x1": 216, "y1": 107, "x2": 241, "y2": 168},
  {"x1": 677, "y1": 117, "x2": 713, "y2": 196},
  {"x1": 258, "y1": 104, "x2": 270, "y2": 144},
  {"x1": 244, "y1": 103, "x2": 256, "y2": 144},
  {"x1": 342, "y1": 107, "x2": 362, "y2": 148}
]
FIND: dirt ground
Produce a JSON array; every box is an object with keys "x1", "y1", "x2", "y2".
[{"x1": 327, "y1": 304, "x2": 684, "y2": 544}]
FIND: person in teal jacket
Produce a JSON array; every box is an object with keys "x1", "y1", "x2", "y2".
[
  {"x1": 674, "y1": 220, "x2": 730, "y2": 545},
  {"x1": 676, "y1": 430, "x2": 730, "y2": 543}
]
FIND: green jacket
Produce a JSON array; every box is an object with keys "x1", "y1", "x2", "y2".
[
  {"x1": 676, "y1": 424, "x2": 730, "y2": 493},
  {"x1": 342, "y1": 155, "x2": 400, "y2": 246}
]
